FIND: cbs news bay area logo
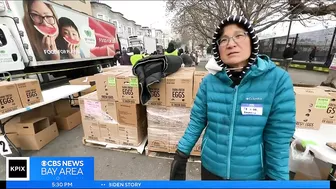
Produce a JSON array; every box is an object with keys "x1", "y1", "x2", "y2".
[
  {"x1": 40, "y1": 160, "x2": 84, "y2": 175},
  {"x1": 6, "y1": 157, "x2": 94, "y2": 181}
]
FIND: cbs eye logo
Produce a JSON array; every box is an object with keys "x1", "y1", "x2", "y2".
[{"x1": 41, "y1": 160, "x2": 47, "y2": 166}]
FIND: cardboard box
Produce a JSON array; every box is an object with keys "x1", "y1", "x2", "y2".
[
  {"x1": 294, "y1": 87, "x2": 331, "y2": 130},
  {"x1": 193, "y1": 71, "x2": 209, "y2": 99},
  {"x1": 17, "y1": 117, "x2": 50, "y2": 135},
  {"x1": 6, "y1": 133, "x2": 20, "y2": 148},
  {"x1": 168, "y1": 131, "x2": 185, "y2": 153},
  {"x1": 70, "y1": 76, "x2": 96, "y2": 106},
  {"x1": 95, "y1": 71, "x2": 124, "y2": 101},
  {"x1": 13, "y1": 79, "x2": 43, "y2": 107},
  {"x1": 102, "y1": 67, "x2": 115, "y2": 73},
  {"x1": 117, "y1": 103, "x2": 146, "y2": 127},
  {"x1": 82, "y1": 120, "x2": 100, "y2": 141},
  {"x1": 20, "y1": 103, "x2": 56, "y2": 124},
  {"x1": 18, "y1": 122, "x2": 59, "y2": 150},
  {"x1": 147, "y1": 127, "x2": 169, "y2": 153},
  {"x1": 114, "y1": 66, "x2": 133, "y2": 71},
  {"x1": 190, "y1": 138, "x2": 202, "y2": 156},
  {"x1": 101, "y1": 101, "x2": 118, "y2": 123},
  {"x1": 166, "y1": 69, "x2": 194, "y2": 108},
  {"x1": 79, "y1": 92, "x2": 117, "y2": 123},
  {"x1": 168, "y1": 139, "x2": 179, "y2": 153},
  {"x1": 116, "y1": 72, "x2": 140, "y2": 104},
  {"x1": 2, "y1": 116, "x2": 20, "y2": 133},
  {"x1": 146, "y1": 78, "x2": 166, "y2": 106},
  {"x1": 103, "y1": 66, "x2": 132, "y2": 73},
  {"x1": 54, "y1": 99, "x2": 72, "y2": 115},
  {"x1": 79, "y1": 92, "x2": 102, "y2": 122},
  {"x1": 0, "y1": 82, "x2": 23, "y2": 115},
  {"x1": 98, "y1": 121, "x2": 119, "y2": 144},
  {"x1": 118, "y1": 123, "x2": 147, "y2": 146},
  {"x1": 316, "y1": 86, "x2": 336, "y2": 125},
  {"x1": 55, "y1": 109, "x2": 81, "y2": 130},
  {"x1": 69, "y1": 76, "x2": 96, "y2": 91},
  {"x1": 180, "y1": 67, "x2": 196, "y2": 71}
]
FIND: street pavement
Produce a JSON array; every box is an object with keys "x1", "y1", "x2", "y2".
[
  {"x1": 0, "y1": 62, "x2": 328, "y2": 181},
  {"x1": 196, "y1": 59, "x2": 327, "y2": 86}
]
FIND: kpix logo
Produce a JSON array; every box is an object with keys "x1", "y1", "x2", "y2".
[{"x1": 6, "y1": 157, "x2": 30, "y2": 181}]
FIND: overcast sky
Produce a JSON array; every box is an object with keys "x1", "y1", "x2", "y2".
[
  {"x1": 104, "y1": 1, "x2": 172, "y2": 33},
  {"x1": 102, "y1": 1, "x2": 336, "y2": 38}
]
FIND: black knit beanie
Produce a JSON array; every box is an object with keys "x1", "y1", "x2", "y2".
[{"x1": 212, "y1": 15, "x2": 259, "y2": 79}]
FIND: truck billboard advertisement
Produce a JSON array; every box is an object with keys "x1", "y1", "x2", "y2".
[{"x1": 9, "y1": 0, "x2": 119, "y2": 62}]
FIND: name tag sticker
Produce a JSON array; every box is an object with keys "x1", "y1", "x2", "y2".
[{"x1": 241, "y1": 103, "x2": 263, "y2": 116}]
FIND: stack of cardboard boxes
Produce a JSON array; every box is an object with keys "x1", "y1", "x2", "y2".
[
  {"x1": 1, "y1": 79, "x2": 82, "y2": 150},
  {"x1": 292, "y1": 86, "x2": 336, "y2": 180},
  {"x1": 0, "y1": 79, "x2": 43, "y2": 116},
  {"x1": 145, "y1": 68, "x2": 209, "y2": 156},
  {"x1": 78, "y1": 66, "x2": 209, "y2": 154},
  {"x1": 79, "y1": 66, "x2": 147, "y2": 146},
  {"x1": 69, "y1": 76, "x2": 96, "y2": 106},
  {"x1": 4, "y1": 99, "x2": 81, "y2": 150}
]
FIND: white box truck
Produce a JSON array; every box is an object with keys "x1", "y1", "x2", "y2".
[
  {"x1": 0, "y1": 0, "x2": 120, "y2": 80},
  {"x1": 128, "y1": 35, "x2": 156, "y2": 54}
]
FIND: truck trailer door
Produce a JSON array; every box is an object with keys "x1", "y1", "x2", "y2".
[{"x1": 0, "y1": 25, "x2": 24, "y2": 73}]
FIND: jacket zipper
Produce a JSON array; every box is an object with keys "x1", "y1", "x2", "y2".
[
  {"x1": 260, "y1": 143, "x2": 264, "y2": 169},
  {"x1": 227, "y1": 85, "x2": 239, "y2": 179}
]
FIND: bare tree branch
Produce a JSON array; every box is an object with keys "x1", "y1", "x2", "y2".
[{"x1": 166, "y1": 0, "x2": 336, "y2": 47}]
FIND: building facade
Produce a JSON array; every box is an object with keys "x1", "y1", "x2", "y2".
[
  {"x1": 90, "y1": 1, "x2": 143, "y2": 49},
  {"x1": 141, "y1": 27, "x2": 152, "y2": 37},
  {"x1": 135, "y1": 24, "x2": 142, "y2": 36},
  {"x1": 52, "y1": 0, "x2": 92, "y2": 15},
  {"x1": 90, "y1": 1, "x2": 168, "y2": 51},
  {"x1": 155, "y1": 29, "x2": 164, "y2": 47}
]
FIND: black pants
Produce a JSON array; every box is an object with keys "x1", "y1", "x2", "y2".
[
  {"x1": 201, "y1": 165, "x2": 273, "y2": 180},
  {"x1": 201, "y1": 165, "x2": 225, "y2": 180}
]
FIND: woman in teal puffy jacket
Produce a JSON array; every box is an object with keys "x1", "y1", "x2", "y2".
[{"x1": 170, "y1": 15, "x2": 296, "y2": 180}]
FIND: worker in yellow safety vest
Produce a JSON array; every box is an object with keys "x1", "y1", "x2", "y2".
[
  {"x1": 130, "y1": 48, "x2": 144, "y2": 66},
  {"x1": 164, "y1": 42, "x2": 178, "y2": 56}
]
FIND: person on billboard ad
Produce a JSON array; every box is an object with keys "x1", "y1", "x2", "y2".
[
  {"x1": 23, "y1": 0, "x2": 60, "y2": 61},
  {"x1": 57, "y1": 17, "x2": 85, "y2": 59}
]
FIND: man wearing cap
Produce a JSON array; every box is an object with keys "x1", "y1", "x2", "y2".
[{"x1": 170, "y1": 15, "x2": 296, "y2": 180}]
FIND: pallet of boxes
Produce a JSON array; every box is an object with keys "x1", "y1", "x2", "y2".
[
  {"x1": 145, "y1": 67, "x2": 209, "y2": 160},
  {"x1": 80, "y1": 66, "x2": 148, "y2": 154},
  {"x1": 69, "y1": 76, "x2": 96, "y2": 106},
  {"x1": 292, "y1": 86, "x2": 336, "y2": 180},
  {"x1": 1, "y1": 79, "x2": 81, "y2": 151}
]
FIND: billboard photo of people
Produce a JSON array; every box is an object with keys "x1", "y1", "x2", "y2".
[{"x1": 16, "y1": 0, "x2": 119, "y2": 62}]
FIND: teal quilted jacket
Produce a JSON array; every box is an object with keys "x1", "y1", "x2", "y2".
[{"x1": 177, "y1": 55, "x2": 296, "y2": 180}]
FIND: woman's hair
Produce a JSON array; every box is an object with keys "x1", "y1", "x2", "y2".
[
  {"x1": 56, "y1": 17, "x2": 80, "y2": 53},
  {"x1": 218, "y1": 23, "x2": 252, "y2": 51},
  {"x1": 58, "y1": 17, "x2": 80, "y2": 37},
  {"x1": 178, "y1": 48, "x2": 184, "y2": 56},
  {"x1": 166, "y1": 42, "x2": 175, "y2": 53},
  {"x1": 133, "y1": 47, "x2": 140, "y2": 54},
  {"x1": 23, "y1": 0, "x2": 58, "y2": 61}
]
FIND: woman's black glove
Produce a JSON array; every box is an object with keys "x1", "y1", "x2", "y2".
[
  {"x1": 265, "y1": 175, "x2": 275, "y2": 180},
  {"x1": 169, "y1": 150, "x2": 189, "y2": 180}
]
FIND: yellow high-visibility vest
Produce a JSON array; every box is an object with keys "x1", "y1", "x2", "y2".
[
  {"x1": 130, "y1": 54, "x2": 144, "y2": 66},
  {"x1": 164, "y1": 49, "x2": 178, "y2": 56}
]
